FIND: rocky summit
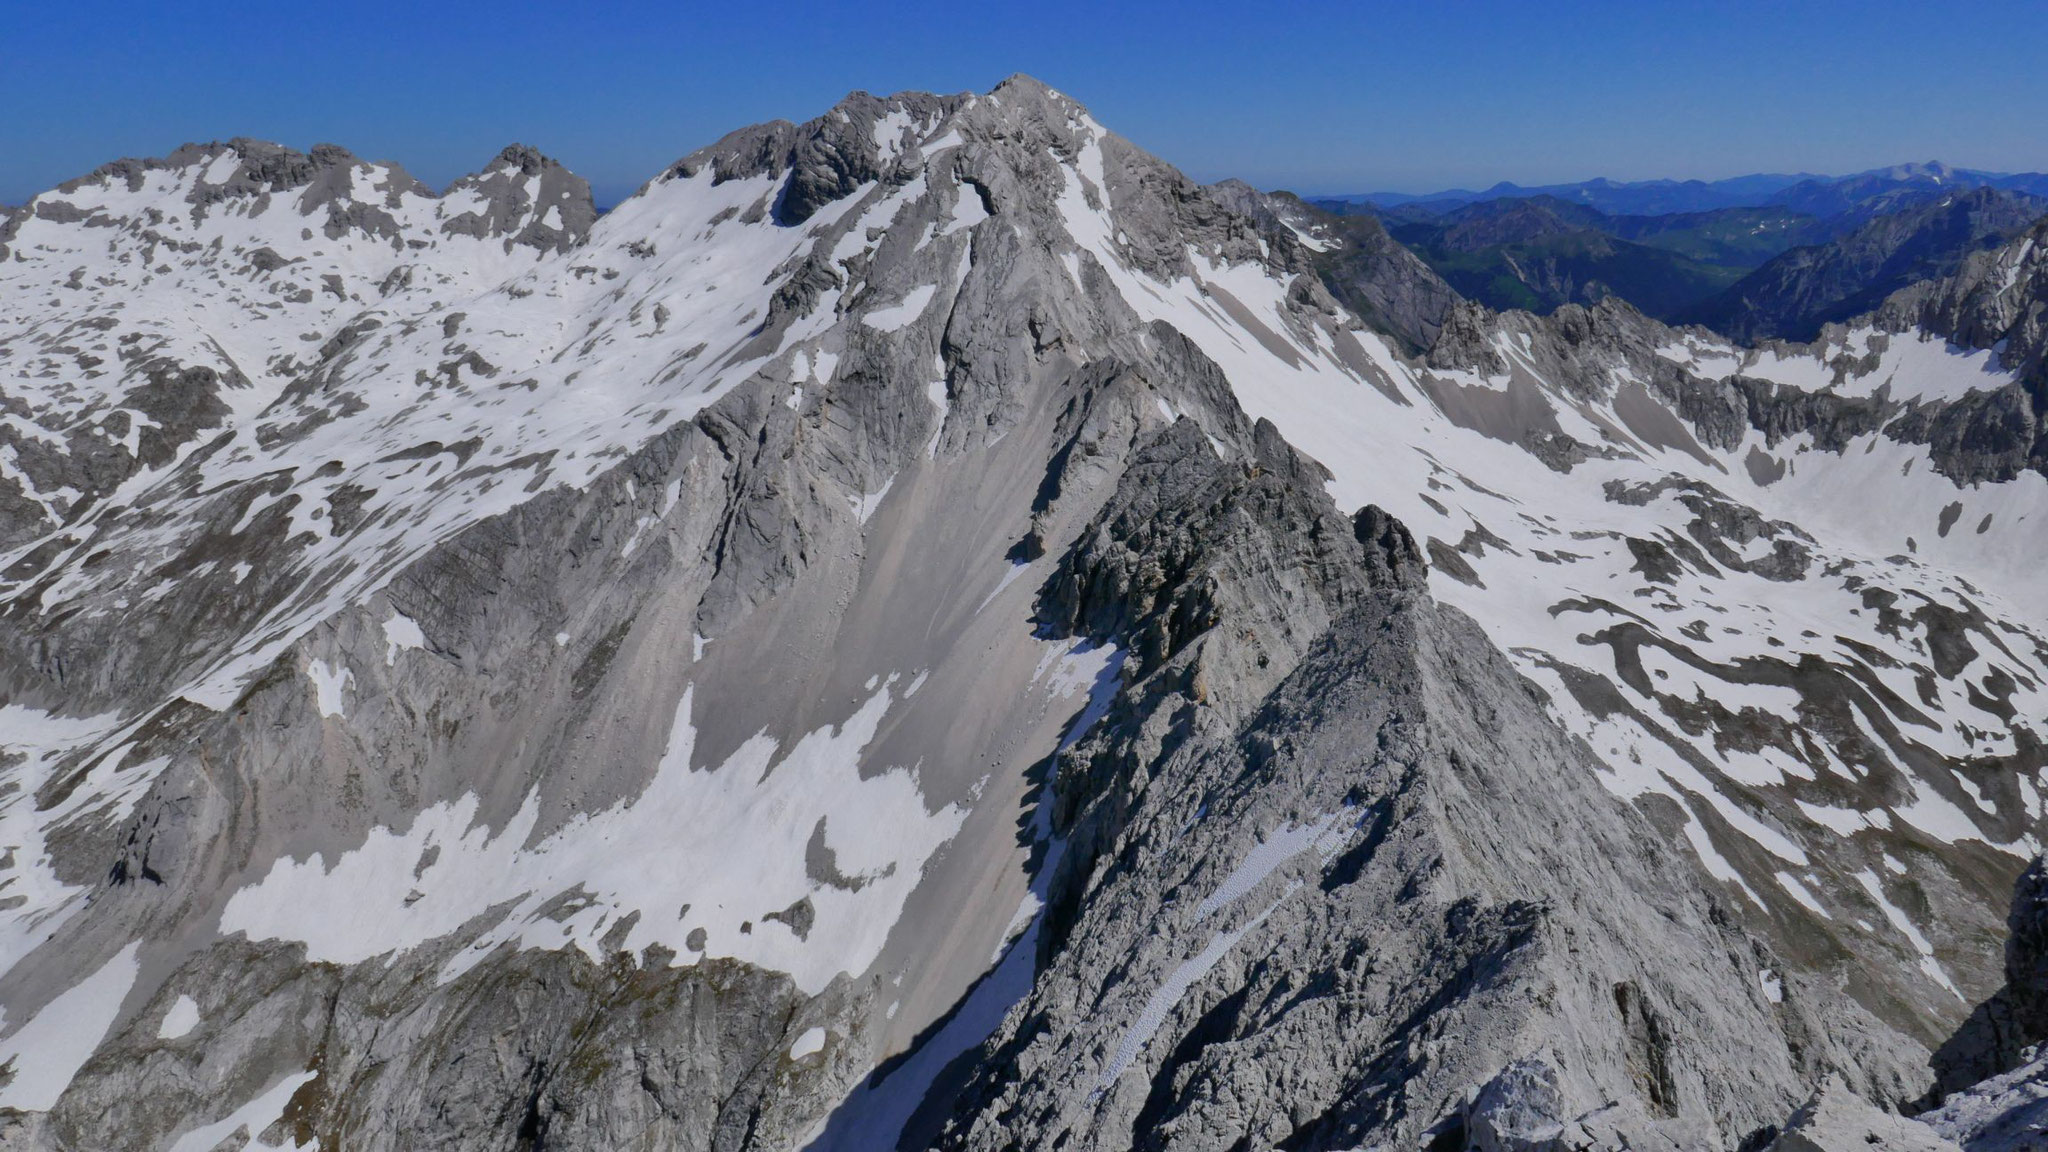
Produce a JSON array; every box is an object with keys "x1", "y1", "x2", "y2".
[{"x1": 2, "y1": 76, "x2": 2048, "y2": 1151}]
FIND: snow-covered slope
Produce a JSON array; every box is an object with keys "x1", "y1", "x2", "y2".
[
  {"x1": 0, "y1": 139, "x2": 590, "y2": 543},
  {"x1": 0, "y1": 76, "x2": 2043, "y2": 1150}
]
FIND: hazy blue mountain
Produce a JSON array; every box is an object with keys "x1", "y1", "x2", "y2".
[
  {"x1": 1323, "y1": 172, "x2": 1824, "y2": 216},
  {"x1": 1767, "y1": 162, "x2": 2048, "y2": 224},
  {"x1": 1301, "y1": 167, "x2": 2048, "y2": 329},
  {"x1": 1325, "y1": 161, "x2": 2048, "y2": 220}
]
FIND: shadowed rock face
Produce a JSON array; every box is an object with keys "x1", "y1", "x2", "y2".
[
  {"x1": 2007, "y1": 862, "x2": 2048, "y2": 1040},
  {"x1": 2, "y1": 76, "x2": 2047, "y2": 1152},
  {"x1": 1913, "y1": 860, "x2": 2048, "y2": 1151},
  {"x1": 1927, "y1": 857, "x2": 2048, "y2": 1101}
]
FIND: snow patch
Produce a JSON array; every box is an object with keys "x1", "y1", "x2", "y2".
[
  {"x1": 1759, "y1": 968, "x2": 1784, "y2": 1004},
  {"x1": 847, "y1": 475, "x2": 896, "y2": 524},
  {"x1": 789, "y1": 1026, "x2": 827, "y2": 1060},
  {"x1": 167, "y1": 1069, "x2": 318, "y2": 1152},
  {"x1": 0, "y1": 708, "x2": 161, "y2": 970},
  {"x1": 158, "y1": 994, "x2": 201, "y2": 1039},
  {"x1": 220, "y1": 683, "x2": 965, "y2": 996},
  {"x1": 306, "y1": 658, "x2": 353, "y2": 718},
  {"x1": 1193, "y1": 812, "x2": 1351, "y2": 920},
  {"x1": 0, "y1": 941, "x2": 141, "y2": 1110},
  {"x1": 1776, "y1": 872, "x2": 1831, "y2": 919},
  {"x1": 1035, "y1": 640, "x2": 1125, "y2": 749},
  {"x1": 1099, "y1": 889, "x2": 1289, "y2": 1089},
  {"x1": 924, "y1": 377, "x2": 950, "y2": 459},
  {"x1": 861, "y1": 284, "x2": 938, "y2": 332},
  {"x1": 943, "y1": 181, "x2": 990, "y2": 236},
  {"x1": 1853, "y1": 868, "x2": 1962, "y2": 999}
]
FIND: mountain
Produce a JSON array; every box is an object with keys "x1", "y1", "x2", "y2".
[
  {"x1": 0, "y1": 137, "x2": 595, "y2": 552},
  {"x1": 1767, "y1": 162, "x2": 2048, "y2": 224},
  {"x1": 4, "y1": 77, "x2": 2048, "y2": 1151},
  {"x1": 1685, "y1": 186, "x2": 2048, "y2": 344},
  {"x1": 1601, "y1": 203, "x2": 1842, "y2": 266},
  {"x1": 1316, "y1": 183, "x2": 2044, "y2": 340},
  {"x1": 1373, "y1": 196, "x2": 1755, "y2": 319},
  {"x1": 1328, "y1": 161, "x2": 2048, "y2": 218},
  {"x1": 1305, "y1": 167, "x2": 2048, "y2": 331},
  {"x1": 1327, "y1": 172, "x2": 1826, "y2": 216},
  {"x1": 1301, "y1": 195, "x2": 1836, "y2": 323}
]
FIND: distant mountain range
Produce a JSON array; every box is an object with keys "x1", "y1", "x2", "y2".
[
  {"x1": 1371, "y1": 197, "x2": 1831, "y2": 321},
  {"x1": 1681, "y1": 185, "x2": 2048, "y2": 343},
  {"x1": 1321, "y1": 160, "x2": 2048, "y2": 217},
  {"x1": 1291, "y1": 163, "x2": 2048, "y2": 337}
]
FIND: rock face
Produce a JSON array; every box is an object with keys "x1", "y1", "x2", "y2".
[
  {"x1": 1, "y1": 76, "x2": 2047, "y2": 1152},
  {"x1": 1929, "y1": 857, "x2": 2048, "y2": 1101},
  {"x1": 1206, "y1": 180, "x2": 1460, "y2": 353},
  {"x1": 1913, "y1": 857, "x2": 2048, "y2": 1149}
]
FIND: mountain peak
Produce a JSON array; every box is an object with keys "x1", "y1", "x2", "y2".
[
  {"x1": 989, "y1": 72, "x2": 1060, "y2": 101},
  {"x1": 485, "y1": 143, "x2": 569, "y2": 177},
  {"x1": 442, "y1": 144, "x2": 595, "y2": 251},
  {"x1": 1863, "y1": 160, "x2": 1961, "y2": 184}
]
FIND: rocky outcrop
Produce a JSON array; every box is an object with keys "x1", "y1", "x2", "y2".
[
  {"x1": 1902, "y1": 858, "x2": 2048, "y2": 1149},
  {"x1": 38, "y1": 940, "x2": 852, "y2": 1152},
  {"x1": 1920, "y1": 1049, "x2": 2048, "y2": 1151},
  {"x1": 1767, "y1": 1079, "x2": 1961, "y2": 1152},
  {"x1": 668, "y1": 89, "x2": 969, "y2": 225},
  {"x1": 1311, "y1": 207, "x2": 1465, "y2": 354},
  {"x1": 1886, "y1": 215, "x2": 2048, "y2": 393}
]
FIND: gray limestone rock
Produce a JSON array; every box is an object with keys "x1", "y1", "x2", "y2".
[
  {"x1": 1767, "y1": 1079, "x2": 1960, "y2": 1152},
  {"x1": 1867, "y1": 218, "x2": 2048, "y2": 485},
  {"x1": 1921, "y1": 1051, "x2": 2048, "y2": 1151}
]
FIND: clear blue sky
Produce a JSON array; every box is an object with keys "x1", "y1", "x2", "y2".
[{"x1": 4, "y1": 0, "x2": 2044, "y2": 205}]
